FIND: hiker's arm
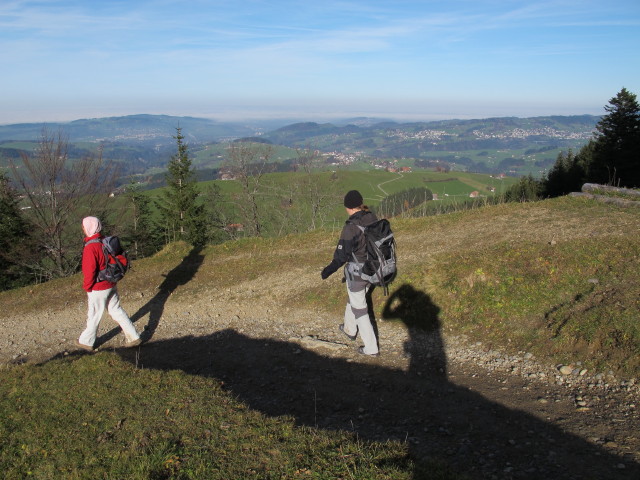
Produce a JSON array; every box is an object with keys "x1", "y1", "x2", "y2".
[
  {"x1": 321, "y1": 230, "x2": 357, "y2": 279},
  {"x1": 321, "y1": 257, "x2": 343, "y2": 279}
]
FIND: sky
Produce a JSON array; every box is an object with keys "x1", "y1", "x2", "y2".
[{"x1": 1, "y1": 0, "x2": 639, "y2": 125}]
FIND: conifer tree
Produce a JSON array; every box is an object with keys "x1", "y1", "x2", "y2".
[
  {"x1": 587, "y1": 87, "x2": 640, "y2": 187},
  {"x1": 0, "y1": 173, "x2": 32, "y2": 290},
  {"x1": 541, "y1": 88, "x2": 640, "y2": 196},
  {"x1": 503, "y1": 174, "x2": 542, "y2": 202},
  {"x1": 542, "y1": 149, "x2": 586, "y2": 197},
  {"x1": 160, "y1": 128, "x2": 205, "y2": 245}
]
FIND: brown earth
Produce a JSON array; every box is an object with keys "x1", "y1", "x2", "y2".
[
  {"x1": 3, "y1": 197, "x2": 640, "y2": 479},
  {"x1": 1, "y1": 263, "x2": 638, "y2": 480}
]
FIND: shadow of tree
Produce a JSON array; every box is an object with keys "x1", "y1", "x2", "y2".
[
  {"x1": 113, "y1": 282, "x2": 638, "y2": 479},
  {"x1": 96, "y1": 246, "x2": 204, "y2": 347}
]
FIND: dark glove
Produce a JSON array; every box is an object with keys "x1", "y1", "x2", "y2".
[
  {"x1": 321, "y1": 266, "x2": 332, "y2": 280},
  {"x1": 321, "y1": 259, "x2": 341, "y2": 280}
]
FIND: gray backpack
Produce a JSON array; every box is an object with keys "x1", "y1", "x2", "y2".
[
  {"x1": 349, "y1": 219, "x2": 397, "y2": 294},
  {"x1": 84, "y1": 236, "x2": 130, "y2": 283}
]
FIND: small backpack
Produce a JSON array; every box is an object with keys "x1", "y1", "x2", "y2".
[
  {"x1": 349, "y1": 219, "x2": 397, "y2": 295},
  {"x1": 85, "y1": 236, "x2": 130, "y2": 283}
]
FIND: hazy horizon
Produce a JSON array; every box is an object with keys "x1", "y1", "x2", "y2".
[{"x1": 0, "y1": 106, "x2": 603, "y2": 128}]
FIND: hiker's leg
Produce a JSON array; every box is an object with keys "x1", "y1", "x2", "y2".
[
  {"x1": 343, "y1": 299, "x2": 358, "y2": 337},
  {"x1": 347, "y1": 278, "x2": 378, "y2": 354},
  {"x1": 106, "y1": 288, "x2": 140, "y2": 342},
  {"x1": 79, "y1": 289, "x2": 109, "y2": 346}
]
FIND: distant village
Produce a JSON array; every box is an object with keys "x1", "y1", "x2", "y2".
[{"x1": 386, "y1": 127, "x2": 592, "y2": 142}]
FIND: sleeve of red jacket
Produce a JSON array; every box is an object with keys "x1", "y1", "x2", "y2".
[{"x1": 82, "y1": 245, "x2": 101, "y2": 292}]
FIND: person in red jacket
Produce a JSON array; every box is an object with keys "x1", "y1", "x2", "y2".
[{"x1": 76, "y1": 216, "x2": 141, "y2": 351}]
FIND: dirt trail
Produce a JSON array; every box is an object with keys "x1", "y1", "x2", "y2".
[
  {"x1": 1, "y1": 263, "x2": 638, "y2": 480},
  {"x1": 2, "y1": 197, "x2": 639, "y2": 480}
]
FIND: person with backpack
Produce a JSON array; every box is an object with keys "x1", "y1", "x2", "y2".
[
  {"x1": 321, "y1": 190, "x2": 380, "y2": 356},
  {"x1": 76, "y1": 216, "x2": 141, "y2": 351}
]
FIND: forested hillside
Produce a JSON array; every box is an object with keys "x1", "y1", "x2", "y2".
[{"x1": 0, "y1": 114, "x2": 598, "y2": 180}]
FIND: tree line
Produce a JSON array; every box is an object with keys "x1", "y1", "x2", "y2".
[
  {"x1": 2, "y1": 88, "x2": 637, "y2": 291},
  {"x1": 376, "y1": 187, "x2": 433, "y2": 218},
  {"x1": 0, "y1": 129, "x2": 341, "y2": 291},
  {"x1": 503, "y1": 88, "x2": 640, "y2": 201}
]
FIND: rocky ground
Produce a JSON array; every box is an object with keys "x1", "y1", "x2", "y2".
[{"x1": 1, "y1": 274, "x2": 638, "y2": 480}]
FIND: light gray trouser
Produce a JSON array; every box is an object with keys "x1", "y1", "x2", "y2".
[
  {"x1": 342, "y1": 273, "x2": 378, "y2": 354},
  {"x1": 79, "y1": 287, "x2": 140, "y2": 347}
]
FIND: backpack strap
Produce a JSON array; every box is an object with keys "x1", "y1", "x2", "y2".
[
  {"x1": 84, "y1": 238, "x2": 102, "y2": 246},
  {"x1": 84, "y1": 237, "x2": 110, "y2": 282},
  {"x1": 349, "y1": 224, "x2": 366, "y2": 265},
  {"x1": 84, "y1": 238, "x2": 108, "y2": 262}
]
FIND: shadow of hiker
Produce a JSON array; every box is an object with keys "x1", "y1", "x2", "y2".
[
  {"x1": 382, "y1": 284, "x2": 446, "y2": 377},
  {"x1": 114, "y1": 328, "x2": 639, "y2": 479},
  {"x1": 95, "y1": 246, "x2": 205, "y2": 347}
]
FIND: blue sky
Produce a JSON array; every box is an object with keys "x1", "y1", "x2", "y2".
[{"x1": 1, "y1": 0, "x2": 639, "y2": 124}]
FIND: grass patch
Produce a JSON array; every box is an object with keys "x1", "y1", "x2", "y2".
[
  {"x1": 0, "y1": 353, "x2": 448, "y2": 479},
  {"x1": 1, "y1": 194, "x2": 639, "y2": 477},
  {"x1": 428, "y1": 235, "x2": 640, "y2": 376}
]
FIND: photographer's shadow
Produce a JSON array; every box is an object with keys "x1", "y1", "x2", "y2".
[
  {"x1": 114, "y1": 282, "x2": 639, "y2": 480},
  {"x1": 382, "y1": 283, "x2": 447, "y2": 377}
]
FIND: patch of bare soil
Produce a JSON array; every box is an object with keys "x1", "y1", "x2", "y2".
[{"x1": 1, "y1": 266, "x2": 638, "y2": 480}]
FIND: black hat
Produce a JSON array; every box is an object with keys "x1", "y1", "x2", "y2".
[{"x1": 344, "y1": 190, "x2": 363, "y2": 208}]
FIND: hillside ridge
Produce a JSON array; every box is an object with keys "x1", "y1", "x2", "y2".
[
  {"x1": 1, "y1": 197, "x2": 638, "y2": 478},
  {"x1": 0, "y1": 113, "x2": 598, "y2": 145},
  {"x1": 0, "y1": 113, "x2": 600, "y2": 180}
]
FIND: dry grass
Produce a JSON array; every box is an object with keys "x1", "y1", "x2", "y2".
[
  {"x1": 2, "y1": 195, "x2": 639, "y2": 375},
  {"x1": 1, "y1": 194, "x2": 638, "y2": 479}
]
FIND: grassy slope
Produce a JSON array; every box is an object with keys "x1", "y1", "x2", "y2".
[
  {"x1": 1, "y1": 354, "x2": 436, "y2": 480},
  {"x1": 1, "y1": 196, "x2": 638, "y2": 479},
  {"x1": 121, "y1": 170, "x2": 517, "y2": 237},
  {"x1": 299, "y1": 196, "x2": 640, "y2": 377},
  {"x1": 2, "y1": 195, "x2": 638, "y2": 373}
]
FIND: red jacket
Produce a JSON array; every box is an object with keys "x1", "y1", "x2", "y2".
[{"x1": 82, "y1": 233, "x2": 115, "y2": 292}]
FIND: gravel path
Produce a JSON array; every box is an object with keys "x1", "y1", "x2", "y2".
[{"x1": 1, "y1": 273, "x2": 638, "y2": 480}]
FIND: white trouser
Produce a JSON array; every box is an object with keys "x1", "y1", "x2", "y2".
[
  {"x1": 79, "y1": 287, "x2": 140, "y2": 347},
  {"x1": 343, "y1": 274, "x2": 379, "y2": 355}
]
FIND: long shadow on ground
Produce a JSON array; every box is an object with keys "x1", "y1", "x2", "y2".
[
  {"x1": 96, "y1": 247, "x2": 205, "y2": 347},
  {"x1": 114, "y1": 283, "x2": 639, "y2": 480}
]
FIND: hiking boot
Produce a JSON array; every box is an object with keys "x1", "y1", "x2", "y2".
[
  {"x1": 75, "y1": 340, "x2": 94, "y2": 352},
  {"x1": 358, "y1": 346, "x2": 379, "y2": 357},
  {"x1": 339, "y1": 324, "x2": 357, "y2": 341},
  {"x1": 125, "y1": 338, "x2": 142, "y2": 348}
]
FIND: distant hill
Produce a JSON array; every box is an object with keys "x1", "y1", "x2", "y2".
[
  {"x1": 0, "y1": 113, "x2": 599, "y2": 146},
  {"x1": 262, "y1": 115, "x2": 599, "y2": 154},
  {"x1": 257, "y1": 114, "x2": 599, "y2": 177},
  {"x1": 0, "y1": 113, "x2": 600, "y2": 179},
  {"x1": 0, "y1": 114, "x2": 280, "y2": 145}
]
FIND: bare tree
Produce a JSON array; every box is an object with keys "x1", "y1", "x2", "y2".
[
  {"x1": 9, "y1": 128, "x2": 117, "y2": 281},
  {"x1": 268, "y1": 180, "x2": 306, "y2": 236},
  {"x1": 224, "y1": 141, "x2": 275, "y2": 237},
  {"x1": 295, "y1": 146, "x2": 337, "y2": 231}
]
